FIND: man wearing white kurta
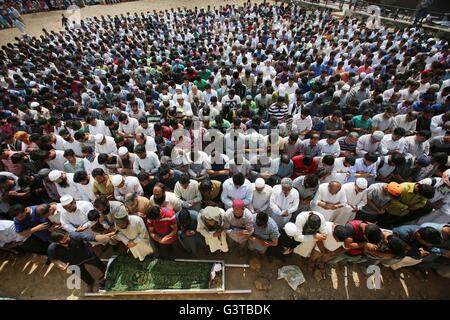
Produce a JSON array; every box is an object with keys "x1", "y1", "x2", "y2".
[
  {"x1": 133, "y1": 149, "x2": 161, "y2": 175},
  {"x1": 270, "y1": 178, "x2": 300, "y2": 228},
  {"x1": 335, "y1": 178, "x2": 368, "y2": 225},
  {"x1": 311, "y1": 181, "x2": 347, "y2": 222},
  {"x1": 113, "y1": 211, "x2": 154, "y2": 261},
  {"x1": 328, "y1": 156, "x2": 354, "y2": 184},
  {"x1": 59, "y1": 195, "x2": 94, "y2": 233},
  {"x1": 111, "y1": 175, "x2": 144, "y2": 202},
  {"x1": 174, "y1": 176, "x2": 202, "y2": 212},
  {"x1": 87, "y1": 118, "x2": 111, "y2": 137},
  {"x1": 293, "y1": 211, "x2": 328, "y2": 257},
  {"x1": 250, "y1": 178, "x2": 272, "y2": 214},
  {"x1": 94, "y1": 134, "x2": 118, "y2": 155}
]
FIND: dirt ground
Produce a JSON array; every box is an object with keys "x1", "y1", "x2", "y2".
[{"x1": 1, "y1": 242, "x2": 450, "y2": 300}]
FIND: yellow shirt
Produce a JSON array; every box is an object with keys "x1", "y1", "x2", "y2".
[{"x1": 92, "y1": 175, "x2": 114, "y2": 196}]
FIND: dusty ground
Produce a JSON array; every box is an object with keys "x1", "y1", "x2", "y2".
[
  {"x1": 0, "y1": 0, "x2": 450, "y2": 300},
  {"x1": 1, "y1": 242, "x2": 450, "y2": 300},
  {"x1": 0, "y1": 0, "x2": 267, "y2": 46}
]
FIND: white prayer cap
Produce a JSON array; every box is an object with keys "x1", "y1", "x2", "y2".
[
  {"x1": 284, "y1": 222, "x2": 298, "y2": 237},
  {"x1": 372, "y1": 130, "x2": 384, "y2": 141},
  {"x1": 30, "y1": 101, "x2": 40, "y2": 108},
  {"x1": 161, "y1": 95, "x2": 170, "y2": 102},
  {"x1": 356, "y1": 178, "x2": 368, "y2": 190},
  {"x1": 176, "y1": 94, "x2": 184, "y2": 100},
  {"x1": 60, "y1": 195, "x2": 74, "y2": 206},
  {"x1": 48, "y1": 170, "x2": 62, "y2": 182},
  {"x1": 359, "y1": 72, "x2": 367, "y2": 79},
  {"x1": 342, "y1": 84, "x2": 350, "y2": 91},
  {"x1": 255, "y1": 178, "x2": 265, "y2": 189},
  {"x1": 81, "y1": 92, "x2": 90, "y2": 101},
  {"x1": 175, "y1": 84, "x2": 182, "y2": 90},
  {"x1": 118, "y1": 146, "x2": 128, "y2": 156},
  {"x1": 111, "y1": 174, "x2": 124, "y2": 187},
  {"x1": 29, "y1": 81, "x2": 37, "y2": 87},
  {"x1": 146, "y1": 80, "x2": 152, "y2": 86},
  {"x1": 95, "y1": 133, "x2": 105, "y2": 143}
]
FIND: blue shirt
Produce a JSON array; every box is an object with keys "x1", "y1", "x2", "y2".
[
  {"x1": 349, "y1": 158, "x2": 377, "y2": 181},
  {"x1": 253, "y1": 216, "x2": 280, "y2": 241},
  {"x1": 421, "y1": 223, "x2": 450, "y2": 255},
  {"x1": 220, "y1": 178, "x2": 253, "y2": 209},
  {"x1": 393, "y1": 225, "x2": 421, "y2": 258},
  {"x1": 412, "y1": 101, "x2": 430, "y2": 112}
]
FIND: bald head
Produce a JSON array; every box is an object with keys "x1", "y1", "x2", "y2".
[{"x1": 328, "y1": 181, "x2": 342, "y2": 195}]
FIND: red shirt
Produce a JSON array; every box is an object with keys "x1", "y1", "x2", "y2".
[
  {"x1": 146, "y1": 207, "x2": 177, "y2": 243},
  {"x1": 291, "y1": 155, "x2": 318, "y2": 178},
  {"x1": 155, "y1": 126, "x2": 172, "y2": 140}
]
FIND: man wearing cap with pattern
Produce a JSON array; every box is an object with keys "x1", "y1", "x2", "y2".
[
  {"x1": 112, "y1": 209, "x2": 155, "y2": 261},
  {"x1": 223, "y1": 199, "x2": 254, "y2": 255}
]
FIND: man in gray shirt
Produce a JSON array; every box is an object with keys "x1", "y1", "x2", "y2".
[{"x1": 293, "y1": 174, "x2": 319, "y2": 211}]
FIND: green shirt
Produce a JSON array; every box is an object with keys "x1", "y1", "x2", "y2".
[
  {"x1": 194, "y1": 78, "x2": 208, "y2": 91},
  {"x1": 352, "y1": 115, "x2": 373, "y2": 130},
  {"x1": 210, "y1": 119, "x2": 231, "y2": 130},
  {"x1": 241, "y1": 101, "x2": 257, "y2": 112},
  {"x1": 198, "y1": 69, "x2": 212, "y2": 81},
  {"x1": 386, "y1": 183, "x2": 428, "y2": 216}
]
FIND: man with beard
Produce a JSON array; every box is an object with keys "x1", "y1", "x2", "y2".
[
  {"x1": 149, "y1": 183, "x2": 182, "y2": 212},
  {"x1": 112, "y1": 209, "x2": 155, "y2": 261},
  {"x1": 48, "y1": 170, "x2": 82, "y2": 200},
  {"x1": 223, "y1": 199, "x2": 254, "y2": 256}
]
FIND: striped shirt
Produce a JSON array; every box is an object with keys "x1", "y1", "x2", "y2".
[
  {"x1": 147, "y1": 207, "x2": 177, "y2": 236},
  {"x1": 268, "y1": 103, "x2": 289, "y2": 121}
]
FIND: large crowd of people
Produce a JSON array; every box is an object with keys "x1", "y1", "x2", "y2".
[{"x1": 0, "y1": 1, "x2": 449, "y2": 293}]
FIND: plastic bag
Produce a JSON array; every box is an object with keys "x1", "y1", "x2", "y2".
[{"x1": 277, "y1": 265, "x2": 306, "y2": 290}]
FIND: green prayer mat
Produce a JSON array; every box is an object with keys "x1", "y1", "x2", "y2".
[{"x1": 105, "y1": 255, "x2": 217, "y2": 292}]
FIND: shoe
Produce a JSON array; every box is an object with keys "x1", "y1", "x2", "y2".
[{"x1": 44, "y1": 258, "x2": 51, "y2": 266}]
